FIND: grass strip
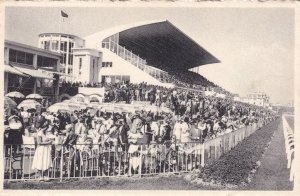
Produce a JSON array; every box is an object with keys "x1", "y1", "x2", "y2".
[{"x1": 197, "y1": 119, "x2": 280, "y2": 186}]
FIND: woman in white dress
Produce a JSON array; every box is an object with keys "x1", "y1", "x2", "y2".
[
  {"x1": 31, "y1": 126, "x2": 53, "y2": 181},
  {"x1": 181, "y1": 117, "x2": 190, "y2": 143}
]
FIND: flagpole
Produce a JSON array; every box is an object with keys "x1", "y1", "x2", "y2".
[
  {"x1": 59, "y1": 10, "x2": 61, "y2": 34},
  {"x1": 59, "y1": 10, "x2": 63, "y2": 81}
]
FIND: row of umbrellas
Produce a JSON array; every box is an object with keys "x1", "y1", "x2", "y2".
[
  {"x1": 5, "y1": 97, "x2": 42, "y2": 110},
  {"x1": 5, "y1": 91, "x2": 172, "y2": 114},
  {"x1": 4, "y1": 92, "x2": 98, "y2": 113},
  {"x1": 5, "y1": 92, "x2": 43, "y2": 112},
  {"x1": 6, "y1": 91, "x2": 43, "y2": 99},
  {"x1": 47, "y1": 101, "x2": 171, "y2": 114},
  {"x1": 47, "y1": 95, "x2": 172, "y2": 114}
]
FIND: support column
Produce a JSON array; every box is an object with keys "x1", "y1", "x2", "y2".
[
  {"x1": 33, "y1": 54, "x2": 38, "y2": 69},
  {"x1": 33, "y1": 78, "x2": 37, "y2": 94},
  {"x1": 4, "y1": 72, "x2": 8, "y2": 94}
]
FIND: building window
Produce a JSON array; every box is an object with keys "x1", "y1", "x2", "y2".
[
  {"x1": 69, "y1": 42, "x2": 74, "y2": 53},
  {"x1": 37, "y1": 55, "x2": 57, "y2": 68},
  {"x1": 51, "y1": 41, "x2": 59, "y2": 51},
  {"x1": 9, "y1": 49, "x2": 34, "y2": 65},
  {"x1": 60, "y1": 41, "x2": 67, "y2": 52},
  {"x1": 17, "y1": 51, "x2": 26, "y2": 63},
  {"x1": 102, "y1": 62, "x2": 112, "y2": 67},
  {"x1": 68, "y1": 54, "x2": 73, "y2": 65},
  {"x1": 60, "y1": 53, "x2": 67, "y2": 64},
  {"x1": 44, "y1": 41, "x2": 50, "y2": 50},
  {"x1": 25, "y1": 53, "x2": 34, "y2": 65},
  {"x1": 9, "y1": 49, "x2": 17, "y2": 62}
]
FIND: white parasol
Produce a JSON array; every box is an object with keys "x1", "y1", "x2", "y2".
[
  {"x1": 17, "y1": 99, "x2": 41, "y2": 110},
  {"x1": 26, "y1": 93, "x2": 43, "y2": 99},
  {"x1": 6, "y1": 91, "x2": 25, "y2": 99}
]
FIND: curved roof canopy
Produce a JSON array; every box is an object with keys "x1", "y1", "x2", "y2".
[{"x1": 86, "y1": 20, "x2": 220, "y2": 71}]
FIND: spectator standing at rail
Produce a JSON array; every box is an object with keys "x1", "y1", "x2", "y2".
[
  {"x1": 31, "y1": 123, "x2": 53, "y2": 181},
  {"x1": 7, "y1": 114, "x2": 23, "y2": 154},
  {"x1": 181, "y1": 117, "x2": 190, "y2": 143},
  {"x1": 173, "y1": 117, "x2": 183, "y2": 142},
  {"x1": 20, "y1": 108, "x2": 30, "y2": 127}
]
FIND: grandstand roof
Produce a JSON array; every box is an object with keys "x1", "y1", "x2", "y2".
[{"x1": 85, "y1": 20, "x2": 220, "y2": 71}]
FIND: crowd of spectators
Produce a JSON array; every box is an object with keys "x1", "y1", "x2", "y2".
[
  {"x1": 5, "y1": 84, "x2": 274, "y2": 153},
  {"x1": 4, "y1": 74, "x2": 275, "y2": 179},
  {"x1": 60, "y1": 70, "x2": 232, "y2": 97}
]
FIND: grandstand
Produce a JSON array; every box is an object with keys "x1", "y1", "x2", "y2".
[
  {"x1": 82, "y1": 20, "x2": 220, "y2": 89},
  {"x1": 38, "y1": 20, "x2": 229, "y2": 99}
]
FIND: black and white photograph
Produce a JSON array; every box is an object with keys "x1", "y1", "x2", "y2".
[{"x1": 2, "y1": 4, "x2": 296, "y2": 192}]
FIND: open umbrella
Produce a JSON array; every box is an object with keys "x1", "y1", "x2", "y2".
[
  {"x1": 4, "y1": 97, "x2": 17, "y2": 109},
  {"x1": 98, "y1": 104, "x2": 126, "y2": 113},
  {"x1": 63, "y1": 99, "x2": 87, "y2": 110},
  {"x1": 26, "y1": 93, "x2": 43, "y2": 99},
  {"x1": 47, "y1": 102, "x2": 78, "y2": 113},
  {"x1": 17, "y1": 99, "x2": 41, "y2": 110},
  {"x1": 71, "y1": 94, "x2": 86, "y2": 103},
  {"x1": 6, "y1": 91, "x2": 25, "y2": 99}
]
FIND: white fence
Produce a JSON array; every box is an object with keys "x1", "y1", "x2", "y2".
[
  {"x1": 4, "y1": 122, "x2": 265, "y2": 182},
  {"x1": 282, "y1": 114, "x2": 295, "y2": 182}
]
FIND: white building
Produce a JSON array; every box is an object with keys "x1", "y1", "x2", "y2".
[
  {"x1": 38, "y1": 33, "x2": 85, "y2": 81},
  {"x1": 4, "y1": 40, "x2": 61, "y2": 101},
  {"x1": 235, "y1": 92, "x2": 270, "y2": 108},
  {"x1": 72, "y1": 48, "x2": 101, "y2": 84}
]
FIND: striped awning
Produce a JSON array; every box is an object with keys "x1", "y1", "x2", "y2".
[{"x1": 4, "y1": 64, "x2": 29, "y2": 77}]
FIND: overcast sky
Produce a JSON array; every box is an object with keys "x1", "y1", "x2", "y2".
[{"x1": 5, "y1": 7, "x2": 294, "y2": 105}]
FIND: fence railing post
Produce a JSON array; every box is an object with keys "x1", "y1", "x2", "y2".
[
  {"x1": 201, "y1": 143, "x2": 205, "y2": 167},
  {"x1": 60, "y1": 145, "x2": 63, "y2": 182}
]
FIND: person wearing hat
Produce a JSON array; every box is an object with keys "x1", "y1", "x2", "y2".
[
  {"x1": 128, "y1": 118, "x2": 143, "y2": 144},
  {"x1": 96, "y1": 118, "x2": 109, "y2": 144},
  {"x1": 181, "y1": 117, "x2": 190, "y2": 143},
  {"x1": 130, "y1": 117, "x2": 143, "y2": 134},
  {"x1": 34, "y1": 111, "x2": 46, "y2": 130},
  {"x1": 62, "y1": 124, "x2": 81, "y2": 177},
  {"x1": 20, "y1": 108, "x2": 30, "y2": 127},
  {"x1": 104, "y1": 113, "x2": 114, "y2": 131},
  {"x1": 117, "y1": 119, "x2": 129, "y2": 151},
  {"x1": 190, "y1": 119, "x2": 201, "y2": 141},
  {"x1": 161, "y1": 121, "x2": 171, "y2": 142},
  {"x1": 141, "y1": 116, "x2": 153, "y2": 145},
  {"x1": 106, "y1": 119, "x2": 122, "y2": 146},
  {"x1": 75, "y1": 117, "x2": 86, "y2": 136},
  {"x1": 173, "y1": 117, "x2": 183, "y2": 142},
  {"x1": 197, "y1": 119, "x2": 207, "y2": 142},
  {"x1": 7, "y1": 114, "x2": 23, "y2": 154},
  {"x1": 31, "y1": 120, "x2": 53, "y2": 181},
  {"x1": 150, "y1": 117, "x2": 159, "y2": 142}
]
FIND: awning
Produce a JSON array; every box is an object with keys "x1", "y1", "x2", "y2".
[
  {"x1": 13, "y1": 66, "x2": 54, "y2": 80},
  {"x1": 4, "y1": 64, "x2": 29, "y2": 77},
  {"x1": 38, "y1": 68, "x2": 71, "y2": 77}
]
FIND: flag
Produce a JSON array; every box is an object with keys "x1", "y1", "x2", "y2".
[{"x1": 61, "y1": 10, "x2": 68, "y2": 18}]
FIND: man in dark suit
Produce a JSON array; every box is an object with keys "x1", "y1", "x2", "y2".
[{"x1": 34, "y1": 112, "x2": 46, "y2": 129}]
